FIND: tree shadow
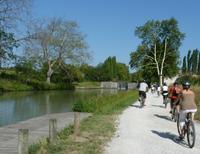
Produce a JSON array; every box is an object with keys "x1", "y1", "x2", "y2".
[
  {"x1": 151, "y1": 130, "x2": 189, "y2": 148},
  {"x1": 151, "y1": 105, "x2": 165, "y2": 108},
  {"x1": 154, "y1": 114, "x2": 172, "y2": 122}
]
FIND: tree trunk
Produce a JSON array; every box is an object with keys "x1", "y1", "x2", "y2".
[
  {"x1": 46, "y1": 60, "x2": 53, "y2": 84},
  {"x1": 160, "y1": 39, "x2": 167, "y2": 87}
]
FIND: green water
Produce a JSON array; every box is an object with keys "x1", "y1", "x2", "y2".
[{"x1": 0, "y1": 89, "x2": 117, "y2": 126}]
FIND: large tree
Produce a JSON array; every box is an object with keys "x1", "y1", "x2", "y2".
[
  {"x1": 24, "y1": 18, "x2": 90, "y2": 83},
  {"x1": 0, "y1": 0, "x2": 32, "y2": 30},
  {"x1": 130, "y1": 18, "x2": 184, "y2": 85}
]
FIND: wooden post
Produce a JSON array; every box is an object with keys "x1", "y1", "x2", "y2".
[
  {"x1": 74, "y1": 112, "x2": 80, "y2": 139},
  {"x1": 18, "y1": 129, "x2": 29, "y2": 154},
  {"x1": 49, "y1": 118, "x2": 57, "y2": 144}
]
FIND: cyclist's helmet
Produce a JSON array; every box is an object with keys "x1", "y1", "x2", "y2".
[
  {"x1": 173, "y1": 81, "x2": 178, "y2": 86},
  {"x1": 182, "y1": 81, "x2": 190, "y2": 90},
  {"x1": 163, "y1": 82, "x2": 167, "y2": 86}
]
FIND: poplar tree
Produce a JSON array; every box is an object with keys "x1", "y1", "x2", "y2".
[
  {"x1": 182, "y1": 56, "x2": 187, "y2": 74},
  {"x1": 187, "y1": 50, "x2": 192, "y2": 73}
]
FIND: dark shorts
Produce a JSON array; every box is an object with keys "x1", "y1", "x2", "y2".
[
  {"x1": 139, "y1": 91, "x2": 146, "y2": 99},
  {"x1": 170, "y1": 99, "x2": 179, "y2": 108}
]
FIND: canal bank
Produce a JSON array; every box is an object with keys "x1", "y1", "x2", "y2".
[{"x1": 0, "y1": 112, "x2": 91, "y2": 154}]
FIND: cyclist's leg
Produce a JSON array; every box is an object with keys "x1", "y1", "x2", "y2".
[
  {"x1": 179, "y1": 110, "x2": 187, "y2": 138},
  {"x1": 185, "y1": 109, "x2": 197, "y2": 120}
]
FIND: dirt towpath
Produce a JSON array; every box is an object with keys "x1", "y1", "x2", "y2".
[{"x1": 105, "y1": 92, "x2": 200, "y2": 154}]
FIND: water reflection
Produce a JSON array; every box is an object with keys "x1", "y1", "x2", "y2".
[{"x1": 0, "y1": 89, "x2": 117, "y2": 126}]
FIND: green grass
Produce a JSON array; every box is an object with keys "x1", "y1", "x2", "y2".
[
  {"x1": 192, "y1": 86, "x2": 200, "y2": 120},
  {"x1": 28, "y1": 90, "x2": 138, "y2": 154},
  {"x1": 0, "y1": 79, "x2": 33, "y2": 91},
  {"x1": 75, "y1": 81, "x2": 100, "y2": 89}
]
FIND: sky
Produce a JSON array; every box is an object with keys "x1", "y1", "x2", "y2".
[{"x1": 32, "y1": 0, "x2": 200, "y2": 67}]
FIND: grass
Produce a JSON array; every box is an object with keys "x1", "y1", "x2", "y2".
[
  {"x1": 28, "y1": 90, "x2": 138, "y2": 154},
  {"x1": 0, "y1": 79, "x2": 33, "y2": 91},
  {"x1": 192, "y1": 86, "x2": 200, "y2": 120},
  {"x1": 75, "y1": 81, "x2": 101, "y2": 89}
]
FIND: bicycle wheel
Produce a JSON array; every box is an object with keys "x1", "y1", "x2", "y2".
[
  {"x1": 164, "y1": 98, "x2": 167, "y2": 108},
  {"x1": 187, "y1": 120, "x2": 196, "y2": 148},
  {"x1": 177, "y1": 114, "x2": 181, "y2": 136}
]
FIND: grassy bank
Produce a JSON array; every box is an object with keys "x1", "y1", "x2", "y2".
[
  {"x1": 75, "y1": 81, "x2": 101, "y2": 89},
  {"x1": 0, "y1": 70, "x2": 74, "y2": 91},
  {"x1": 192, "y1": 86, "x2": 200, "y2": 120},
  {"x1": 29, "y1": 90, "x2": 138, "y2": 154}
]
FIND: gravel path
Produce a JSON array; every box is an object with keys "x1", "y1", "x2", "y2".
[{"x1": 105, "y1": 92, "x2": 200, "y2": 154}]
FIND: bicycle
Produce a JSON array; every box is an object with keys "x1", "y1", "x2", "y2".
[
  {"x1": 139, "y1": 94, "x2": 145, "y2": 108},
  {"x1": 162, "y1": 93, "x2": 168, "y2": 108},
  {"x1": 171, "y1": 105, "x2": 178, "y2": 122},
  {"x1": 177, "y1": 112, "x2": 196, "y2": 148}
]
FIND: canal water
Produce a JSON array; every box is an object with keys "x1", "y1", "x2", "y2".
[{"x1": 0, "y1": 89, "x2": 117, "y2": 126}]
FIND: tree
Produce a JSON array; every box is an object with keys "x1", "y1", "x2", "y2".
[
  {"x1": 0, "y1": 0, "x2": 32, "y2": 30},
  {"x1": 198, "y1": 52, "x2": 200, "y2": 75},
  {"x1": 187, "y1": 50, "x2": 192, "y2": 73},
  {"x1": 191, "y1": 49, "x2": 199, "y2": 74},
  {"x1": 0, "y1": 29, "x2": 18, "y2": 67},
  {"x1": 130, "y1": 18, "x2": 184, "y2": 85},
  {"x1": 116, "y1": 63, "x2": 129, "y2": 81},
  {"x1": 182, "y1": 56, "x2": 187, "y2": 74},
  {"x1": 24, "y1": 18, "x2": 90, "y2": 83}
]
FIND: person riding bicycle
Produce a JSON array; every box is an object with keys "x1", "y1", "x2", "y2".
[
  {"x1": 162, "y1": 82, "x2": 168, "y2": 104},
  {"x1": 168, "y1": 81, "x2": 181, "y2": 113},
  {"x1": 138, "y1": 80, "x2": 148, "y2": 104},
  {"x1": 177, "y1": 81, "x2": 197, "y2": 139}
]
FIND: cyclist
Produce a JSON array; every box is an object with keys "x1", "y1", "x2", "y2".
[
  {"x1": 157, "y1": 84, "x2": 161, "y2": 96},
  {"x1": 177, "y1": 81, "x2": 197, "y2": 139},
  {"x1": 168, "y1": 81, "x2": 181, "y2": 113},
  {"x1": 138, "y1": 80, "x2": 148, "y2": 104},
  {"x1": 162, "y1": 82, "x2": 168, "y2": 104}
]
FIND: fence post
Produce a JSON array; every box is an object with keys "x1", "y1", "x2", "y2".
[
  {"x1": 49, "y1": 118, "x2": 57, "y2": 144},
  {"x1": 18, "y1": 129, "x2": 29, "y2": 154},
  {"x1": 74, "y1": 112, "x2": 80, "y2": 140}
]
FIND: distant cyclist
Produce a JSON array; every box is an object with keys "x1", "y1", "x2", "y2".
[
  {"x1": 168, "y1": 81, "x2": 181, "y2": 113},
  {"x1": 177, "y1": 81, "x2": 197, "y2": 139},
  {"x1": 138, "y1": 80, "x2": 148, "y2": 104},
  {"x1": 162, "y1": 82, "x2": 168, "y2": 104},
  {"x1": 157, "y1": 84, "x2": 161, "y2": 96}
]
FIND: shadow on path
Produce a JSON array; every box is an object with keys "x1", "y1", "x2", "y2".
[
  {"x1": 154, "y1": 114, "x2": 172, "y2": 122},
  {"x1": 151, "y1": 105, "x2": 165, "y2": 108},
  {"x1": 130, "y1": 104, "x2": 141, "y2": 108},
  {"x1": 151, "y1": 130, "x2": 189, "y2": 148}
]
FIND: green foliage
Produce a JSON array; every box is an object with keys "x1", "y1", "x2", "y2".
[
  {"x1": 182, "y1": 56, "x2": 187, "y2": 73},
  {"x1": 0, "y1": 29, "x2": 18, "y2": 67},
  {"x1": 130, "y1": 18, "x2": 184, "y2": 83},
  {"x1": 187, "y1": 50, "x2": 192, "y2": 72},
  {"x1": 177, "y1": 75, "x2": 200, "y2": 86},
  {"x1": 73, "y1": 90, "x2": 137, "y2": 114},
  {"x1": 29, "y1": 91, "x2": 138, "y2": 154},
  {"x1": 182, "y1": 49, "x2": 200, "y2": 74}
]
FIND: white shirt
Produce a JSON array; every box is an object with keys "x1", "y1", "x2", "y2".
[
  {"x1": 162, "y1": 85, "x2": 168, "y2": 91},
  {"x1": 139, "y1": 82, "x2": 148, "y2": 92}
]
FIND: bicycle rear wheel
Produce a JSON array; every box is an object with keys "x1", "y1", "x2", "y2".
[
  {"x1": 187, "y1": 120, "x2": 196, "y2": 148},
  {"x1": 140, "y1": 96, "x2": 144, "y2": 108}
]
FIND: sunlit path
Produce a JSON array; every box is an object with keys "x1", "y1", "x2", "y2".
[{"x1": 105, "y1": 92, "x2": 200, "y2": 154}]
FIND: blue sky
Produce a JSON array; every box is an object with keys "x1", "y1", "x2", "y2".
[{"x1": 32, "y1": 0, "x2": 200, "y2": 67}]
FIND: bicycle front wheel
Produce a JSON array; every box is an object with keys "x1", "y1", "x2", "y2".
[{"x1": 187, "y1": 120, "x2": 196, "y2": 148}]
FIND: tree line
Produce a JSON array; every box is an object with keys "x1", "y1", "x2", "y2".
[
  {"x1": 0, "y1": 0, "x2": 130, "y2": 90},
  {"x1": 182, "y1": 49, "x2": 200, "y2": 74}
]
